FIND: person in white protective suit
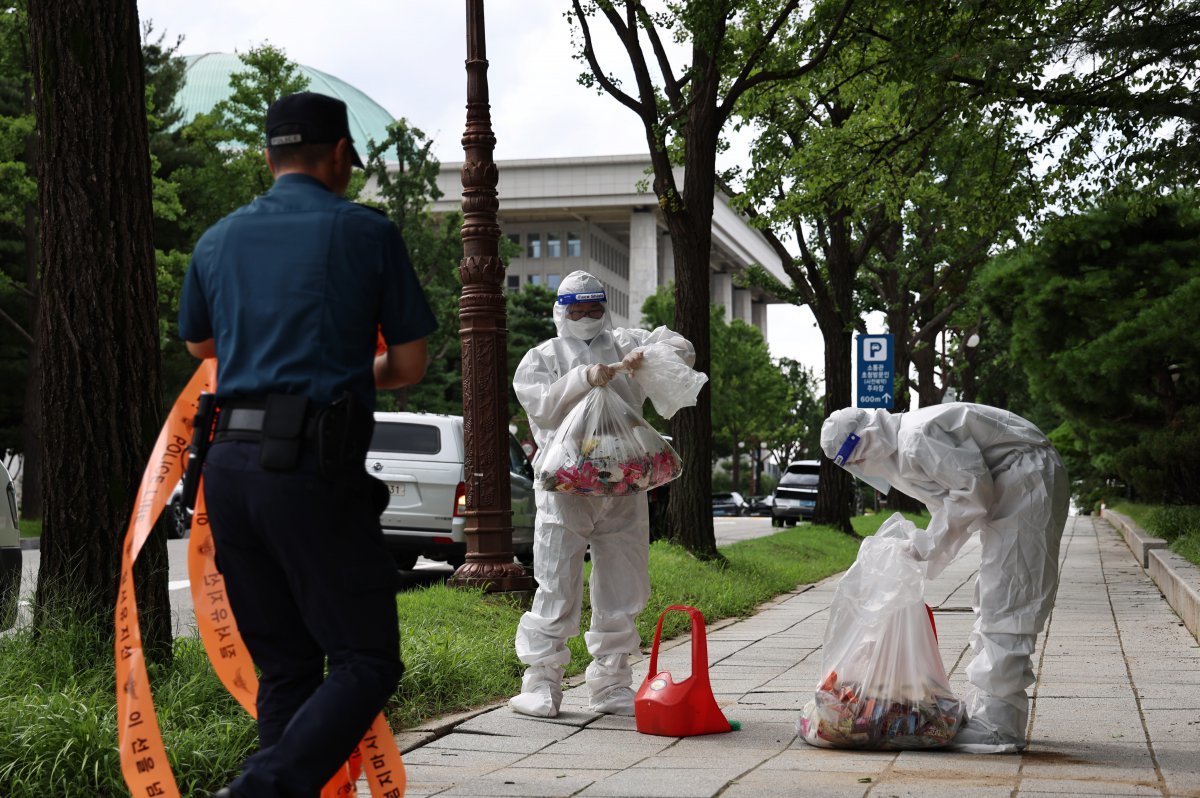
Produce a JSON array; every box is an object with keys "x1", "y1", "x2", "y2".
[
  {"x1": 820, "y1": 403, "x2": 1069, "y2": 753},
  {"x1": 509, "y1": 270, "x2": 695, "y2": 718}
]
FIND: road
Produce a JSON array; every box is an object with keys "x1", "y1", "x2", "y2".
[{"x1": 11, "y1": 515, "x2": 780, "y2": 637}]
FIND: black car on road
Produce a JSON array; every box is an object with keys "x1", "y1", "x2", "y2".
[
  {"x1": 711, "y1": 491, "x2": 749, "y2": 517},
  {"x1": 746, "y1": 495, "x2": 773, "y2": 516},
  {"x1": 771, "y1": 461, "x2": 820, "y2": 526}
]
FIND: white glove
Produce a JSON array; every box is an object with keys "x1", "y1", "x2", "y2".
[
  {"x1": 586, "y1": 364, "x2": 616, "y2": 387},
  {"x1": 621, "y1": 350, "x2": 645, "y2": 372}
]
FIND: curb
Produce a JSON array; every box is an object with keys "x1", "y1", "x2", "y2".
[{"x1": 1103, "y1": 508, "x2": 1200, "y2": 644}]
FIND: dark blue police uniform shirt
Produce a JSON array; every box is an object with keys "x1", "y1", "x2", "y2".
[{"x1": 179, "y1": 173, "x2": 437, "y2": 410}]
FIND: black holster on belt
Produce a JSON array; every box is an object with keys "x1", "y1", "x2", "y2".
[
  {"x1": 315, "y1": 391, "x2": 374, "y2": 478},
  {"x1": 260, "y1": 394, "x2": 311, "y2": 471},
  {"x1": 180, "y1": 392, "x2": 217, "y2": 510}
]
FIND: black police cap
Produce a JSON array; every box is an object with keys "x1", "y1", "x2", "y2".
[{"x1": 265, "y1": 91, "x2": 364, "y2": 168}]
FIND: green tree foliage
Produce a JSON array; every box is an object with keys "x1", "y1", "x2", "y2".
[
  {"x1": 765, "y1": 358, "x2": 823, "y2": 469},
  {"x1": 939, "y1": 0, "x2": 1200, "y2": 198},
  {"x1": 978, "y1": 193, "x2": 1200, "y2": 504},
  {"x1": 0, "y1": 1, "x2": 34, "y2": 457},
  {"x1": 732, "y1": 7, "x2": 946, "y2": 531},
  {"x1": 164, "y1": 45, "x2": 311, "y2": 252},
  {"x1": 569, "y1": 0, "x2": 854, "y2": 558},
  {"x1": 709, "y1": 310, "x2": 790, "y2": 491}
]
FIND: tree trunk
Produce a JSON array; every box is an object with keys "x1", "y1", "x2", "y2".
[
  {"x1": 655, "y1": 74, "x2": 722, "y2": 560},
  {"x1": 814, "y1": 322, "x2": 855, "y2": 534},
  {"x1": 28, "y1": 0, "x2": 170, "y2": 657},
  {"x1": 665, "y1": 210, "x2": 719, "y2": 559}
]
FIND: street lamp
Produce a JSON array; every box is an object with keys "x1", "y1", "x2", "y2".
[{"x1": 448, "y1": 0, "x2": 534, "y2": 592}]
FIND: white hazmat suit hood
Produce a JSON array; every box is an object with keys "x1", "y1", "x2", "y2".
[
  {"x1": 509, "y1": 270, "x2": 696, "y2": 719},
  {"x1": 553, "y1": 270, "x2": 614, "y2": 342},
  {"x1": 819, "y1": 407, "x2": 898, "y2": 496},
  {"x1": 819, "y1": 403, "x2": 1070, "y2": 753}
]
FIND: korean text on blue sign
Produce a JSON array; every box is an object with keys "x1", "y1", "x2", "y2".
[{"x1": 857, "y1": 334, "x2": 894, "y2": 409}]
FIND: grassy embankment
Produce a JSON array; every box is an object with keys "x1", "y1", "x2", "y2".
[
  {"x1": 0, "y1": 511, "x2": 924, "y2": 797},
  {"x1": 1110, "y1": 501, "x2": 1200, "y2": 568}
]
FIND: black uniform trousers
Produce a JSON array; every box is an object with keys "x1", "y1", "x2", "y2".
[{"x1": 202, "y1": 439, "x2": 402, "y2": 798}]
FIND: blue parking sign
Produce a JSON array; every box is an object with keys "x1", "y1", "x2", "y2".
[{"x1": 857, "y1": 334, "x2": 894, "y2": 409}]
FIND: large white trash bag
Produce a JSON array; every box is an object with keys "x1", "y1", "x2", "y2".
[
  {"x1": 533, "y1": 384, "x2": 681, "y2": 496},
  {"x1": 628, "y1": 343, "x2": 709, "y2": 419},
  {"x1": 799, "y1": 513, "x2": 965, "y2": 749}
]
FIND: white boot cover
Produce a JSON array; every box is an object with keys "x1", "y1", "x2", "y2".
[
  {"x1": 589, "y1": 685, "x2": 636, "y2": 716},
  {"x1": 509, "y1": 665, "x2": 564, "y2": 718}
]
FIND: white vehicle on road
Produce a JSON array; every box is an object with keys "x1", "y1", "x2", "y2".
[{"x1": 368, "y1": 412, "x2": 536, "y2": 571}]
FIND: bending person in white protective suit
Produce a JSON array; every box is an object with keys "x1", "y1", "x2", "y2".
[
  {"x1": 510, "y1": 270, "x2": 695, "y2": 718},
  {"x1": 820, "y1": 403, "x2": 1069, "y2": 753}
]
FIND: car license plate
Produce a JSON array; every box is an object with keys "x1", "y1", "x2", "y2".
[
  {"x1": 800, "y1": 500, "x2": 816, "y2": 508},
  {"x1": 387, "y1": 483, "x2": 406, "y2": 496}
]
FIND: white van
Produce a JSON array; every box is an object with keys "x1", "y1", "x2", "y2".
[
  {"x1": 368, "y1": 412, "x2": 536, "y2": 571},
  {"x1": 1, "y1": 461, "x2": 21, "y2": 630}
]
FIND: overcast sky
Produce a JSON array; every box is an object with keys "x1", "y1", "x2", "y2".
[{"x1": 135, "y1": 0, "x2": 827, "y2": 375}]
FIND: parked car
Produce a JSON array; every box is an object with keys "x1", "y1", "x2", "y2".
[
  {"x1": 746, "y1": 495, "x2": 773, "y2": 517},
  {"x1": 1, "y1": 461, "x2": 21, "y2": 630},
  {"x1": 368, "y1": 412, "x2": 536, "y2": 571},
  {"x1": 711, "y1": 491, "x2": 748, "y2": 517},
  {"x1": 771, "y1": 461, "x2": 820, "y2": 526},
  {"x1": 164, "y1": 411, "x2": 539, "y2": 572}
]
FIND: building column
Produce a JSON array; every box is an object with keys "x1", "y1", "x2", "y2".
[
  {"x1": 732, "y1": 288, "x2": 752, "y2": 324},
  {"x1": 710, "y1": 272, "x2": 733, "y2": 322},
  {"x1": 628, "y1": 207, "x2": 658, "y2": 323},
  {"x1": 752, "y1": 301, "x2": 768, "y2": 339},
  {"x1": 658, "y1": 231, "x2": 675, "y2": 286}
]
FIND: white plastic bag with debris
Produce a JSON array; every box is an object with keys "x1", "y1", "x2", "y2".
[{"x1": 798, "y1": 513, "x2": 965, "y2": 749}]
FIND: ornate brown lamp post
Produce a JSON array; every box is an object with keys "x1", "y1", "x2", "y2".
[{"x1": 448, "y1": 0, "x2": 535, "y2": 592}]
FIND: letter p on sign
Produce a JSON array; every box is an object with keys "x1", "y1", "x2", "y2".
[{"x1": 864, "y1": 338, "x2": 887, "y2": 362}]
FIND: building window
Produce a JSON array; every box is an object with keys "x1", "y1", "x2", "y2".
[
  {"x1": 506, "y1": 232, "x2": 521, "y2": 249},
  {"x1": 506, "y1": 274, "x2": 520, "y2": 291},
  {"x1": 530, "y1": 274, "x2": 543, "y2": 285},
  {"x1": 567, "y1": 232, "x2": 581, "y2": 257},
  {"x1": 547, "y1": 233, "x2": 561, "y2": 258},
  {"x1": 527, "y1": 234, "x2": 542, "y2": 259},
  {"x1": 548, "y1": 273, "x2": 561, "y2": 290}
]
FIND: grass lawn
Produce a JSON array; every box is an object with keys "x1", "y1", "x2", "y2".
[{"x1": 0, "y1": 511, "x2": 926, "y2": 796}]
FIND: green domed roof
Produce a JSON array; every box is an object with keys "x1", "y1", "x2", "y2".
[{"x1": 178, "y1": 53, "x2": 395, "y2": 150}]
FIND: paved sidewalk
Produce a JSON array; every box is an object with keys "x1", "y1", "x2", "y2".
[{"x1": 387, "y1": 516, "x2": 1200, "y2": 797}]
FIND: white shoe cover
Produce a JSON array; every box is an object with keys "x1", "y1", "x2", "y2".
[
  {"x1": 589, "y1": 685, "x2": 636, "y2": 716},
  {"x1": 509, "y1": 666, "x2": 563, "y2": 718},
  {"x1": 509, "y1": 688, "x2": 559, "y2": 718},
  {"x1": 946, "y1": 716, "x2": 1024, "y2": 754}
]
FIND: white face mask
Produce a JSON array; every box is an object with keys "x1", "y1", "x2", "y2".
[{"x1": 565, "y1": 316, "x2": 605, "y2": 339}]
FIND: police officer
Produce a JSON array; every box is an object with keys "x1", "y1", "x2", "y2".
[{"x1": 179, "y1": 91, "x2": 437, "y2": 797}]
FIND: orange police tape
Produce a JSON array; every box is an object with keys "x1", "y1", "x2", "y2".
[{"x1": 117, "y1": 359, "x2": 407, "y2": 798}]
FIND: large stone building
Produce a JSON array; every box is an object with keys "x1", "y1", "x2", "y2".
[
  {"x1": 175, "y1": 55, "x2": 787, "y2": 333},
  {"x1": 430, "y1": 155, "x2": 786, "y2": 332}
]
